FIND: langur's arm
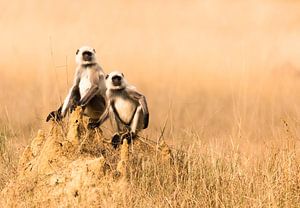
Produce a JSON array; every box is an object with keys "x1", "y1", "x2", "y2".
[
  {"x1": 79, "y1": 85, "x2": 99, "y2": 106},
  {"x1": 97, "y1": 101, "x2": 111, "y2": 125},
  {"x1": 128, "y1": 89, "x2": 149, "y2": 129},
  {"x1": 61, "y1": 69, "x2": 81, "y2": 116},
  {"x1": 79, "y1": 69, "x2": 105, "y2": 106}
]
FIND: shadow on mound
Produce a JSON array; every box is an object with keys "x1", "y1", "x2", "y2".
[{"x1": 0, "y1": 108, "x2": 171, "y2": 207}]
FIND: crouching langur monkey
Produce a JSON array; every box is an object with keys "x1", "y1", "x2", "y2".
[{"x1": 94, "y1": 71, "x2": 149, "y2": 147}]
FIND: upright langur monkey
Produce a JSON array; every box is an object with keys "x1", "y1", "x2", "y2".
[
  {"x1": 95, "y1": 71, "x2": 149, "y2": 147},
  {"x1": 46, "y1": 46, "x2": 107, "y2": 127}
]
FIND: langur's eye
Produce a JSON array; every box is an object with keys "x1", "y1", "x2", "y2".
[
  {"x1": 105, "y1": 75, "x2": 109, "y2": 79},
  {"x1": 76, "y1": 49, "x2": 79, "y2": 55}
]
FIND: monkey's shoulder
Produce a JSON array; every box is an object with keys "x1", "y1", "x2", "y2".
[
  {"x1": 108, "y1": 89, "x2": 137, "y2": 102},
  {"x1": 126, "y1": 87, "x2": 146, "y2": 101}
]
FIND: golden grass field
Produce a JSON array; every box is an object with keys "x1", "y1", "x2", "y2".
[{"x1": 1, "y1": 0, "x2": 300, "y2": 207}]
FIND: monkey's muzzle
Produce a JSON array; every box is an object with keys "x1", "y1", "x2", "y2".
[
  {"x1": 82, "y1": 51, "x2": 93, "y2": 61},
  {"x1": 112, "y1": 75, "x2": 122, "y2": 86}
]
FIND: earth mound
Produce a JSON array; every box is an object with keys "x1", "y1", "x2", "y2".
[{"x1": 0, "y1": 108, "x2": 171, "y2": 207}]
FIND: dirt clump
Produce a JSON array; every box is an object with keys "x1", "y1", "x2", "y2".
[{"x1": 0, "y1": 107, "x2": 162, "y2": 207}]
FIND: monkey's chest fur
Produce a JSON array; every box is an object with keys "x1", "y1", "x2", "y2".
[
  {"x1": 113, "y1": 97, "x2": 138, "y2": 125},
  {"x1": 79, "y1": 70, "x2": 92, "y2": 97},
  {"x1": 78, "y1": 68, "x2": 106, "y2": 119}
]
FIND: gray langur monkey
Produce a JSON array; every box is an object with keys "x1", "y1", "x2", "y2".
[
  {"x1": 46, "y1": 46, "x2": 107, "y2": 127},
  {"x1": 94, "y1": 71, "x2": 149, "y2": 147}
]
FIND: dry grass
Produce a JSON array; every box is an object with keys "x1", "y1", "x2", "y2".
[{"x1": 1, "y1": 66, "x2": 300, "y2": 207}]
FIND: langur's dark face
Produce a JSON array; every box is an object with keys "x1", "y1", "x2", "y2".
[
  {"x1": 82, "y1": 51, "x2": 93, "y2": 61},
  {"x1": 111, "y1": 75, "x2": 122, "y2": 86}
]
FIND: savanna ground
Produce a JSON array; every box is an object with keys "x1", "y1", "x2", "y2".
[
  {"x1": 1, "y1": 66, "x2": 300, "y2": 207},
  {"x1": 1, "y1": 0, "x2": 300, "y2": 207}
]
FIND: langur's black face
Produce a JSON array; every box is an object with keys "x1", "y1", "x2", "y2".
[
  {"x1": 82, "y1": 51, "x2": 93, "y2": 61},
  {"x1": 111, "y1": 75, "x2": 122, "y2": 86}
]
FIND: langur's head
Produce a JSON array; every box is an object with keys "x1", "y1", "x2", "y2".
[
  {"x1": 105, "y1": 71, "x2": 127, "y2": 90},
  {"x1": 75, "y1": 46, "x2": 97, "y2": 65}
]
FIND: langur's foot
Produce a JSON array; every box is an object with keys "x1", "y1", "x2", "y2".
[{"x1": 111, "y1": 133, "x2": 121, "y2": 149}]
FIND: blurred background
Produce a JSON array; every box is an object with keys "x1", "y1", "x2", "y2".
[{"x1": 1, "y1": 0, "x2": 300, "y2": 146}]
